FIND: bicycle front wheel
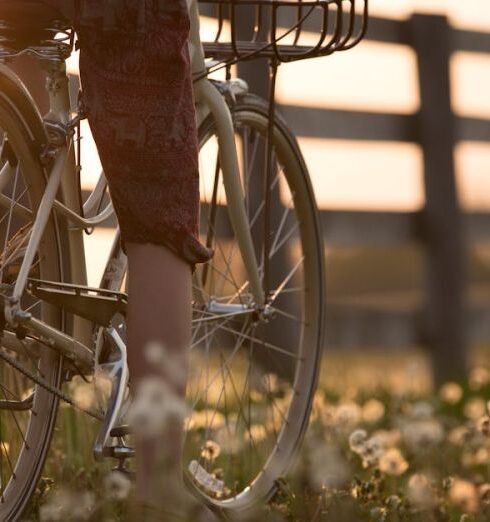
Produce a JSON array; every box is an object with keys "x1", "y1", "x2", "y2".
[{"x1": 185, "y1": 94, "x2": 325, "y2": 515}]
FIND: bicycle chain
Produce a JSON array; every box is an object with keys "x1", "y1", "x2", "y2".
[{"x1": 0, "y1": 346, "x2": 104, "y2": 421}]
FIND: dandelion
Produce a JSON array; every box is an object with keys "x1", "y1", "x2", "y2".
[
  {"x1": 362, "y1": 399, "x2": 385, "y2": 424},
  {"x1": 245, "y1": 424, "x2": 268, "y2": 443},
  {"x1": 201, "y1": 440, "x2": 221, "y2": 461},
  {"x1": 449, "y1": 478, "x2": 479, "y2": 513},
  {"x1": 464, "y1": 398, "x2": 486, "y2": 420},
  {"x1": 372, "y1": 429, "x2": 401, "y2": 449},
  {"x1": 401, "y1": 418, "x2": 444, "y2": 449},
  {"x1": 308, "y1": 443, "x2": 350, "y2": 488},
  {"x1": 71, "y1": 377, "x2": 96, "y2": 411},
  {"x1": 348, "y1": 429, "x2": 368, "y2": 453},
  {"x1": 410, "y1": 401, "x2": 434, "y2": 419},
  {"x1": 469, "y1": 367, "x2": 490, "y2": 390},
  {"x1": 39, "y1": 489, "x2": 94, "y2": 522},
  {"x1": 103, "y1": 471, "x2": 132, "y2": 501},
  {"x1": 477, "y1": 415, "x2": 490, "y2": 437},
  {"x1": 378, "y1": 448, "x2": 408, "y2": 476},
  {"x1": 448, "y1": 426, "x2": 471, "y2": 446},
  {"x1": 439, "y1": 382, "x2": 463, "y2": 404},
  {"x1": 186, "y1": 409, "x2": 226, "y2": 432},
  {"x1": 360, "y1": 436, "x2": 384, "y2": 468},
  {"x1": 407, "y1": 473, "x2": 435, "y2": 510},
  {"x1": 334, "y1": 402, "x2": 362, "y2": 431},
  {"x1": 128, "y1": 376, "x2": 189, "y2": 437}
]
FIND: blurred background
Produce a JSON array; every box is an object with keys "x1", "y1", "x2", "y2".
[{"x1": 73, "y1": 0, "x2": 490, "y2": 391}]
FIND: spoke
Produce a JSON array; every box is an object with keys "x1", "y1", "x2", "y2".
[
  {"x1": 0, "y1": 165, "x2": 20, "y2": 282},
  {"x1": 271, "y1": 306, "x2": 306, "y2": 324},
  {"x1": 268, "y1": 256, "x2": 305, "y2": 305}
]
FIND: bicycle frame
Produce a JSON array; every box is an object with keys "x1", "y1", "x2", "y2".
[{"x1": 1, "y1": 0, "x2": 265, "y2": 368}]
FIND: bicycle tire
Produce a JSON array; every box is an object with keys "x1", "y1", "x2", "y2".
[
  {"x1": 184, "y1": 93, "x2": 325, "y2": 517},
  {"x1": 0, "y1": 66, "x2": 69, "y2": 521}
]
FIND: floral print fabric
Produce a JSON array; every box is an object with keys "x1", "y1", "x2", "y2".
[{"x1": 41, "y1": 0, "x2": 213, "y2": 267}]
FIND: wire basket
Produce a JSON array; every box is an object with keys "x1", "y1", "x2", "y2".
[
  {"x1": 200, "y1": 0, "x2": 368, "y2": 64},
  {"x1": 0, "y1": 3, "x2": 73, "y2": 62}
]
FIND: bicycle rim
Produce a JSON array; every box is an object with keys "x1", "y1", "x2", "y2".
[
  {"x1": 0, "y1": 92, "x2": 64, "y2": 520},
  {"x1": 185, "y1": 94, "x2": 325, "y2": 515}
]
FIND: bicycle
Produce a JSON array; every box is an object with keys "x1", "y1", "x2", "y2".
[{"x1": 0, "y1": 0, "x2": 367, "y2": 519}]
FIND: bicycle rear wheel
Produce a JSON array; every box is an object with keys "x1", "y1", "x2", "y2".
[
  {"x1": 185, "y1": 93, "x2": 325, "y2": 516},
  {"x1": 0, "y1": 68, "x2": 66, "y2": 521}
]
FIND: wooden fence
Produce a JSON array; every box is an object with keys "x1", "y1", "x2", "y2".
[
  {"x1": 234, "y1": 11, "x2": 490, "y2": 383},
  {"x1": 69, "y1": 10, "x2": 490, "y2": 383}
]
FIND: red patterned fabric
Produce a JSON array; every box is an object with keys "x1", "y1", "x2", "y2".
[{"x1": 40, "y1": 1, "x2": 213, "y2": 266}]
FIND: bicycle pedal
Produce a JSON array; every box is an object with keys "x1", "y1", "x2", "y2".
[
  {"x1": 27, "y1": 278, "x2": 127, "y2": 327},
  {"x1": 110, "y1": 424, "x2": 131, "y2": 438}
]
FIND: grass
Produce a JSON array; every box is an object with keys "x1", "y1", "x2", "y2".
[{"x1": 15, "y1": 347, "x2": 490, "y2": 521}]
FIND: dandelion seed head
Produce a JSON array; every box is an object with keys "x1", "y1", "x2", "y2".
[
  {"x1": 407, "y1": 473, "x2": 435, "y2": 510},
  {"x1": 308, "y1": 444, "x2": 350, "y2": 489},
  {"x1": 401, "y1": 418, "x2": 444, "y2": 450},
  {"x1": 469, "y1": 367, "x2": 490, "y2": 390},
  {"x1": 439, "y1": 382, "x2": 463, "y2": 404},
  {"x1": 349, "y1": 429, "x2": 368, "y2": 453},
  {"x1": 103, "y1": 471, "x2": 132, "y2": 501},
  {"x1": 201, "y1": 440, "x2": 221, "y2": 460},
  {"x1": 449, "y1": 478, "x2": 479, "y2": 513},
  {"x1": 464, "y1": 398, "x2": 486, "y2": 420},
  {"x1": 362, "y1": 399, "x2": 385, "y2": 424},
  {"x1": 378, "y1": 448, "x2": 408, "y2": 476}
]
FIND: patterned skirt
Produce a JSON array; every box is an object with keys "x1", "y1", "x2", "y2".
[{"x1": 40, "y1": 0, "x2": 213, "y2": 267}]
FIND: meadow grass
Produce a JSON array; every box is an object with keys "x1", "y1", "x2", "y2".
[{"x1": 23, "y1": 347, "x2": 490, "y2": 521}]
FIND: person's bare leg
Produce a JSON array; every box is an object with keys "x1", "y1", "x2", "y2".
[{"x1": 126, "y1": 242, "x2": 192, "y2": 512}]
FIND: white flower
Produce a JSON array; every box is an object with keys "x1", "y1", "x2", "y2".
[
  {"x1": 308, "y1": 444, "x2": 350, "y2": 489},
  {"x1": 39, "y1": 489, "x2": 94, "y2": 522},
  {"x1": 378, "y1": 448, "x2": 408, "y2": 476},
  {"x1": 103, "y1": 471, "x2": 132, "y2": 501},
  {"x1": 362, "y1": 399, "x2": 385, "y2": 424},
  {"x1": 349, "y1": 429, "x2": 368, "y2": 453},
  {"x1": 128, "y1": 376, "x2": 189, "y2": 437},
  {"x1": 439, "y1": 382, "x2": 463, "y2": 404},
  {"x1": 401, "y1": 419, "x2": 444, "y2": 449},
  {"x1": 407, "y1": 473, "x2": 435, "y2": 510},
  {"x1": 449, "y1": 478, "x2": 479, "y2": 513},
  {"x1": 200, "y1": 440, "x2": 221, "y2": 461}
]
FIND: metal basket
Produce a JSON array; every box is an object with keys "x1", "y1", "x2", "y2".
[
  {"x1": 0, "y1": 15, "x2": 73, "y2": 63},
  {"x1": 200, "y1": 0, "x2": 368, "y2": 64}
]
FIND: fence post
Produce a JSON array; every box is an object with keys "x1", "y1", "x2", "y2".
[{"x1": 411, "y1": 14, "x2": 467, "y2": 384}]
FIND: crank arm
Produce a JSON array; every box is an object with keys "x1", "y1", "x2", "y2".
[{"x1": 93, "y1": 327, "x2": 129, "y2": 461}]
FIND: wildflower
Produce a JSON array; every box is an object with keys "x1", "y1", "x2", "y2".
[
  {"x1": 477, "y1": 415, "x2": 490, "y2": 437},
  {"x1": 308, "y1": 444, "x2": 350, "y2": 488},
  {"x1": 200, "y1": 440, "x2": 221, "y2": 461},
  {"x1": 360, "y1": 436, "x2": 384, "y2": 468},
  {"x1": 378, "y1": 448, "x2": 408, "y2": 476},
  {"x1": 39, "y1": 489, "x2": 95, "y2": 522},
  {"x1": 334, "y1": 402, "x2": 362, "y2": 431},
  {"x1": 362, "y1": 399, "x2": 385, "y2": 424},
  {"x1": 372, "y1": 429, "x2": 401, "y2": 449},
  {"x1": 401, "y1": 418, "x2": 444, "y2": 449},
  {"x1": 348, "y1": 429, "x2": 368, "y2": 453},
  {"x1": 245, "y1": 424, "x2": 268, "y2": 443},
  {"x1": 410, "y1": 401, "x2": 434, "y2": 419},
  {"x1": 464, "y1": 398, "x2": 486, "y2": 420},
  {"x1": 439, "y1": 382, "x2": 463, "y2": 404},
  {"x1": 407, "y1": 473, "x2": 435, "y2": 510},
  {"x1": 385, "y1": 495, "x2": 402, "y2": 511},
  {"x1": 128, "y1": 376, "x2": 189, "y2": 437},
  {"x1": 144, "y1": 342, "x2": 187, "y2": 389},
  {"x1": 71, "y1": 377, "x2": 96, "y2": 411},
  {"x1": 469, "y1": 367, "x2": 490, "y2": 390},
  {"x1": 449, "y1": 478, "x2": 479, "y2": 513},
  {"x1": 448, "y1": 426, "x2": 471, "y2": 446},
  {"x1": 186, "y1": 409, "x2": 225, "y2": 431},
  {"x1": 103, "y1": 471, "x2": 132, "y2": 501}
]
